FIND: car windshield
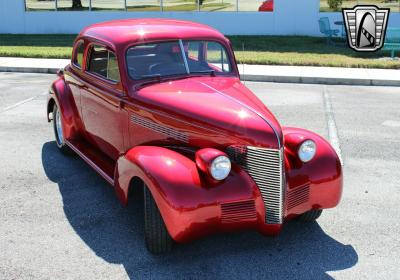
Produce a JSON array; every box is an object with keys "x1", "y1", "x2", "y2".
[{"x1": 126, "y1": 40, "x2": 233, "y2": 80}]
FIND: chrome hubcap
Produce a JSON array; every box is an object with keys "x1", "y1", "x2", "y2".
[{"x1": 55, "y1": 108, "x2": 63, "y2": 145}]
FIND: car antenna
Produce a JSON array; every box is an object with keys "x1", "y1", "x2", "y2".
[{"x1": 241, "y1": 42, "x2": 246, "y2": 85}]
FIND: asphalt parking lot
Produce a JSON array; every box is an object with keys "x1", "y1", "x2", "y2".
[{"x1": 1, "y1": 72, "x2": 399, "y2": 279}]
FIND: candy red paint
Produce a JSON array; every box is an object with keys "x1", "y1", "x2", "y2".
[
  {"x1": 259, "y1": 0, "x2": 274, "y2": 12},
  {"x1": 47, "y1": 19, "x2": 342, "y2": 244}
]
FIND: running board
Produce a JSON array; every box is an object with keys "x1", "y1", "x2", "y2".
[{"x1": 66, "y1": 139, "x2": 115, "y2": 186}]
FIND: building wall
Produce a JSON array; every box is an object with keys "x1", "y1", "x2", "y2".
[{"x1": 0, "y1": 0, "x2": 399, "y2": 35}]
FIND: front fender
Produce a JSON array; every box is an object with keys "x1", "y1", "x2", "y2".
[
  {"x1": 283, "y1": 127, "x2": 343, "y2": 217},
  {"x1": 114, "y1": 146, "x2": 266, "y2": 243}
]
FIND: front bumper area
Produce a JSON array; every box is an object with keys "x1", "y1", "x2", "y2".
[{"x1": 163, "y1": 162, "x2": 342, "y2": 243}]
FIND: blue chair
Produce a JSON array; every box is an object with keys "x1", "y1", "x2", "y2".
[{"x1": 318, "y1": 17, "x2": 340, "y2": 45}]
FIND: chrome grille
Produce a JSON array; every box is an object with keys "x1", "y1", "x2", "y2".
[
  {"x1": 221, "y1": 200, "x2": 257, "y2": 224},
  {"x1": 227, "y1": 146, "x2": 285, "y2": 224},
  {"x1": 287, "y1": 184, "x2": 310, "y2": 210}
]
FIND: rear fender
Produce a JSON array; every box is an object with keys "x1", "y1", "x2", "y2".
[
  {"x1": 283, "y1": 127, "x2": 343, "y2": 216},
  {"x1": 47, "y1": 76, "x2": 80, "y2": 140}
]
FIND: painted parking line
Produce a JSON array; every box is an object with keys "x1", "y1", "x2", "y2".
[
  {"x1": 1, "y1": 91, "x2": 47, "y2": 113},
  {"x1": 322, "y1": 85, "x2": 344, "y2": 166}
]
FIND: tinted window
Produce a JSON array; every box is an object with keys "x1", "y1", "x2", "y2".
[
  {"x1": 126, "y1": 41, "x2": 187, "y2": 80},
  {"x1": 183, "y1": 40, "x2": 232, "y2": 73},
  {"x1": 74, "y1": 42, "x2": 85, "y2": 68},
  {"x1": 88, "y1": 45, "x2": 120, "y2": 82},
  {"x1": 126, "y1": 40, "x2": 233, "y2": 80},
  {"x1": 204, "y1": 41, "x2": 232, "y2": 73}
]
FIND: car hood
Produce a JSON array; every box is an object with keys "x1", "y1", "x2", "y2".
[{"x1": 133, "y1": 76, "x2": 283, "y2": 149}]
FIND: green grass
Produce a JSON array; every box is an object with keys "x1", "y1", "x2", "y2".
[
  {"x1": 320, "y1": 0, "x2": 400, "y2": 12},
  {"x1": 0, "y1": 34, "x2": 399, "y2": 69}
]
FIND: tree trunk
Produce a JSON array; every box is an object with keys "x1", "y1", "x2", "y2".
[{"x1": 72, "y1": 0, "x2": 83, "y2": 8}]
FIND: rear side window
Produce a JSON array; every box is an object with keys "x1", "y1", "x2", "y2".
[
  {"x1": 87, "y1": 45, "x2": 120, "y2": 82},
  {"x1": 74, "y1": 41, "x2": 85, "y2": 68}
]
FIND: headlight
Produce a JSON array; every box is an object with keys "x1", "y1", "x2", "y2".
[
  {"x1": 298, "y1": 140, "x2": 316, "y2": 163},
  {"x1": 210, "y1": 156, "x2": 231, "y2": 180}
]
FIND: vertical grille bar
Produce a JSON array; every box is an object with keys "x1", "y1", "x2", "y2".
[{"x1": 227, "y1": 146, "x2": 285, "y2": 224}]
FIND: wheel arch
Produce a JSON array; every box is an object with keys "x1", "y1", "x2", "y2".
[
  {"x1": 47, "y1": 96, "x2": 56, "y2": 122},
  {"x1": 47, "y1": 76, "x2": 82, "y2": 140},
  {"x1": 283, "y1": 126, "x2": 343, "y2": 212}
]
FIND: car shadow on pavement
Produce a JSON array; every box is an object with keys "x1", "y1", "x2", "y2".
[{"x1": 42, "y1": 141, "x2": 358, "y2": 280}]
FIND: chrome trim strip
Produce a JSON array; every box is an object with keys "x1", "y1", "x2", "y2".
[
  {"x1": 130, "y1": 114, "x2": 189, "y2": 143},
  {"x1": 199, "y1": 82, "x2": 281, "y2": 149}
]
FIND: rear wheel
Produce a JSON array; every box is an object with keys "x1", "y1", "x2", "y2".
[
  {"x1": 144, "y1": 185, "x2": 173, "y2": 254},
  {"x1": 53, "y1": 104, "x2": 72, "y2": 155},
  {"x1": 298, "y1": 209, "x2": 323, "y2": 221}
]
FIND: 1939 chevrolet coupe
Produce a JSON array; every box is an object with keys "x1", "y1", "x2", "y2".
[{"x1": 47, "y1": 19, "x2": 342, "y2": 254}]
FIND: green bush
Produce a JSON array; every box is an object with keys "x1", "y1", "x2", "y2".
[{"x1": 327, "y1": 0, "x2": 342, "y2": 11}]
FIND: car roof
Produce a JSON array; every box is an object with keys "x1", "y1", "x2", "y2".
[{"x1": 79, "y1": 18, "x2": 229, "y2": 49}]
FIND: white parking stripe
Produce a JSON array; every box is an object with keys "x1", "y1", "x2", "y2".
[
  {"x1": 322, "y1": 85, "x2": 344, "y2": 166},
  {"x1": 1, "y1": 91, "x2": 47, "y2": 113}
]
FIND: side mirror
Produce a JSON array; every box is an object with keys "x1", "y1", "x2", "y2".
[{"x1": 57, "y1": 68, "x2": 64, "y2": 76}]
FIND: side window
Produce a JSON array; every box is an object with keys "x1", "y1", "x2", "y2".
[
  {"x1": 107, "y1": 52, "x2": 120, "y2": 82},
  {"x1": 74, "y1": 41, "x2": 85, "y2": 68},
  {"x1": 87, "y1": 45, "x2": 120, "y2": 82},
  {"x1": 187, "y1": 41, "x2": 200, "y2": 61},
  {"x1": 205, "y1": 42, "x2": 231, "y2": 73}
]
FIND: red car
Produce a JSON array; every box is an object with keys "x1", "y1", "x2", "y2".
[
  {"x1": 259, "y1": 0, "x2": 273, "y2": 12},
  {"x1": 47, "y1": 19, "x2": 342, "y2": 254}
]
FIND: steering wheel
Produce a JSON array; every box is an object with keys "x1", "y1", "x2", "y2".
[
  {"x1": 128, "y1": 67, "x2": 139, "y2": 78},
  {"x1": 148, "y1": 62, "x2": 169, "y2": 75}
]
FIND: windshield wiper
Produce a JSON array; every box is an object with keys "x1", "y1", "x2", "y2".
[
  {"x1": 190, "y1": 70, "x2": 216, "y2": 77},
  {"x1": 140, "y1": 74, "x2": 162, "y2": 79},
  {"x1": 133, "y1": 73, "x2": 188, "y2": 90}
]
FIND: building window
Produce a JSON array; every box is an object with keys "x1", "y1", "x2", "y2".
[
  {"x1": 200, "y1": 0, "x2": 236, "y2": 11},
  {"x1": 25, "y1": 0, "x2": 276, "y2": 12},
  {"x1": 57, "y1": 0, "x2": 90, "y2": 11},
  {"x1": 91, "y1": 0, "x2": 125, "y2": 10},
  {"x1": 238, "y1": 0, "x2": 273, "y2": 12},
  {"x1": 25, "y1": 0, "x2": 56, "y2": 11},
  {"x1": 162, "y1": 0, "x2": 198, "y2": 11},
  {"x1": 126, "y1": 0, "x2": 161, "y2": 11}
]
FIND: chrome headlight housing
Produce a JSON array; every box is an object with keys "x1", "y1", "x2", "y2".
[
  {"x1": 210, "y1": 155, "x2": 231, "y2": 180},
  {"x1": 298, "y1": 140, "x2": 316, "y2": 163}
]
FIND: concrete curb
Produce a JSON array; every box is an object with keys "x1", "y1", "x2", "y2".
[
  {"x1": 1, "y1": 65, "x2": 399, "y2": 87},
  {"x1": 242, "y1": 74, "x2": 400, "y2": 87},
  {"x1": 0, "y1": 66, "x2": 59, "y2": 74}
]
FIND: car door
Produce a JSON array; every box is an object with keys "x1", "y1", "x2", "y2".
[{"x1": 80, "y1": 44, "x2": 125, "y2": 161}]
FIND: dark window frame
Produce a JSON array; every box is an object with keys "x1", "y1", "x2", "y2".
[
  {"x1": 85, "y1": 43, "x2": 121, "y2": 84},
  {"x1": 72, "y1": 40, "x2": 85, "y2": 69}
]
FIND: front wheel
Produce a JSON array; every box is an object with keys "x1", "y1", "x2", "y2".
[
  {"x1": 53, "y1": 104, "x2": 72, "y2": 155},
  {"x1": 144, "y1": 186, "x2": 173, "y2": 254},
  {"x1": 298, "y1": 209, "x2": 323, "y2": 221}
]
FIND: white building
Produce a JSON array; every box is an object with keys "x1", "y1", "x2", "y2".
[{"x1": 0, "y1": 0, "x2": 399, "y2": 35}]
